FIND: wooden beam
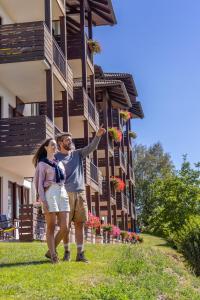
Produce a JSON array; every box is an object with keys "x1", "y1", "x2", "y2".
[
  {"x1": 89, "y1": 1, "x2": 111, "y2": 14},
  {"x1": 86, "y1": 185, "x2": 92, "y2": 212},
  {"x1": 46, "y1": 69, "x2": 54, "y2": 122},
  {"x1": 62, "y1": 91, "x2": 69, "y2": 132},
  {"x1": 60, "y1": 16, "x2": 67, "y2": 56},
  {"x1": 80, "y1": 0, "x2": 87, "y2": 91},
  {"x1": 45, "y1": 0, "x2": 52, "y2": 31},
  {"x1": 90, "y1": 6, "x2": 114, "y2": 24}
]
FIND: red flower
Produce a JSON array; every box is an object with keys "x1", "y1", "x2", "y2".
[
  {"x1": 108, "y1": 127, "x2": 122, "y2": 142},
  {"x1": 85, "y1": 212, "x2": 101, "y2": 229},
  {"x1": 110, "y1": 176, "x2": 125, "y2": 191}
]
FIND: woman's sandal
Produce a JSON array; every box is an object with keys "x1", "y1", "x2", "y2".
[{"x1": 51, "y1": 253, "x2": 59, "y2": 264}]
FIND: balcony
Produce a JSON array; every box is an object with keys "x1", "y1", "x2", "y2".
[
  {"x1": 0, "y1": 22, "x2": 52, "y2": 65},
  {"x1": 69, "y1": 88, "x2": 99, "y2": 131},
  {"x1": 0, "y1": 115, "x2": 57, "y2": 177},
  {"x1": 128, "y1": 201, "x2": 136, "y2": 219},
  {"x1": 0, "y1": 115, "x2": 55, "y2": 157},
  {"x1": 67, "y1": 33, "x2": 93, "y2": 77},
  {"x1": 98, "y1": 134, "x2": 114, "y2": 155},
  {"x1": 0, "y1": 22, "x2": 68, "y2": 102},
  {"x1": 100, "y1": 180, "x2": 115, "y2": 205},
  {"x1": 116, "y1": 192, "x2": 128, "y2": 211},
  {"x1": 112, "y1": 110, "x2": 124, "y2": 131},
  {"x1": 84, "y1": 158, "x2": 102, "y2": 194},
  {"x1": 114, "y1": 148, "x2": 126, "y2": 172},
  {"x1": 127, "y1": 165, "x2": 135, "y2": 185},
  {"x1": 52, "y1": 36, "x2": 66, "y2": 78}
]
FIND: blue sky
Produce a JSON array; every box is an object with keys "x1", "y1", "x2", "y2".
[{"x1": 94, "y1": 0, "x2": 200, "y2": 169}]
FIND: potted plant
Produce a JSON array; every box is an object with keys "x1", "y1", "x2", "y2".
[
  {"x1": 110, "y1": 176, "x2": 125, "y2": 192},
  {"x1": 120, "y1": 230, "x2": 128, "y2": 243},
  {"x1": 102, "y1": 224, "x2": 113, "y2": 243},
  {"x1": 112, "y1": 225, "x2": 121, "y2": 243},
  {"x1": 120, "y1": 111, "x2": 131, "y2": 122},
  {"x1": 108, "y1": 127, "x2": 122, "y2": 143},
  {"x1": 88, "y1": 39, "x2": 101, "y2": 54},
  {"x1": 85, "y1": 212, "x2": 101, "y2": 244},
  {"x1": 129, "y1": 131, "x2": 137, "y2": 139}
]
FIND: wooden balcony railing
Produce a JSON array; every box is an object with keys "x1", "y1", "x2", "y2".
[
  {"x1": 98, "y1": 134, "x2": 114, "y2": 153},
  {"x1": 100, "y1": 180, "x2": 115, "y2": 201},
  {"x1": 84, "y1": 89, "x2": 99, "y2": 129},
  {"x1": 0, "y1": 21, "x2": 52, "y2": 65},
  {"x1": 116, "y1": 192, "x2": 128, "y2": 211},
  {"x1": 67, "y1": 33, "x2": 93, "y2": 63},
  {"x1": 69, "y1": 88, "x2": 99, "y2": 130},
  {"x1": 129, "y1": 166, "x2": 135, "y2": 184},
  {"x1": 67, "y1": 64, "x2": 73, "y2": 99},
  {"x1": 84, "y1": 158, "x2": 102, "y2": 193},
  {"x1": 0, "y1": 116, "x2": 54, "y2": 157},
  {"x1": 114, "y1": 148, "x2": 126, "y2": 170},
  {"x1": 52, "y1": 36, "x2": 66, "y2": 78}
]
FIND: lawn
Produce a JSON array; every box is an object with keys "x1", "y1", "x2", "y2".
[{"x1": 0, "y1": 234, "x2": 200, "y2": 300}]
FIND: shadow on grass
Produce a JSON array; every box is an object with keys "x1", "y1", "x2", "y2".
[{"x1": 0, "y1": 260, "x2": 49, "y2": 268}]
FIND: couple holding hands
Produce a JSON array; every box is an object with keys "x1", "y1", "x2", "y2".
[{"x1": 33, "y1": 126, "x2": 106, "y2": 264}]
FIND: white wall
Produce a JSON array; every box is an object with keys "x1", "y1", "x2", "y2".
[
  {"x1": 0, "y1": 84, "x2": 16, "y2": 118},
  {"x1": 0, "y1": 5, "x2": 13, "y2": 24}
]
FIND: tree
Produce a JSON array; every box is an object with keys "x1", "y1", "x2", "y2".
[
  {"x1": 148, "y1": 155, "x2": 200, "y2": 237},
  {"x1": 133, "y1": 142, "x2": 174, "y2": 225}
]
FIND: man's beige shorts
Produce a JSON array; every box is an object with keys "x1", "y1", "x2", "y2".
[{"x1": 68, "y1": 191, "x2": 88, "y2": 223}]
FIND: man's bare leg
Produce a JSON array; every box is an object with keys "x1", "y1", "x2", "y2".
[{"x1": 75, "y1": 222, "x2": 88, "y2": 262}]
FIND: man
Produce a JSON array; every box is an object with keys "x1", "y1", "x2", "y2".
[{"x1": 46, "y1": 125, "x2": 106, "y2": 262}]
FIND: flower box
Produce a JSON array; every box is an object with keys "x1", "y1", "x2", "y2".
[
  {"x1": 120, "y1": 111, "x2": 131, "y2": 121},
  {"x1": 108, "y1": 127, "x2": 122, "y2": 142},
  {"x1": 88, "y1": 39, "x2": 101, "y2": 54},
  {"x1": 110, "y1": 177, "x2": 125, "y2": 191}
]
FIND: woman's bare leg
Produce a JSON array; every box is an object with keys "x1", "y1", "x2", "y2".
[
  {"x1": 45, "y1": 212, "x2": 57, "y2": 256},
  {"x1": 56, "y1": 212, "x2": 69, "y2": 245}
]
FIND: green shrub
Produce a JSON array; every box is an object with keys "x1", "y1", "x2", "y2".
[{"x1": 174, "y1": 215, "x2": 200, "y2": 276}]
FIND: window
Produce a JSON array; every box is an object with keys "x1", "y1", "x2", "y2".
[
  {"x1": 8, "y1": 181, "x2": 14, "y2": 220},
  {"x1": 23, "y1": 187, "x2": 30, "y2": 205}
]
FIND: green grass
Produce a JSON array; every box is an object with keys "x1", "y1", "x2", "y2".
[{"x1": 0, "y1": 234, "x2": 200, "y2": 300}]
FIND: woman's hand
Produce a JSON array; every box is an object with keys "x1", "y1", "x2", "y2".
[{"x1": 42, "y1": 201, "x2": 49, "y2": 214}]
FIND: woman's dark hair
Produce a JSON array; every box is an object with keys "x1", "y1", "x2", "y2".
[{"x1": 32, "y1": 138, "x2": 53, "y2": 167}]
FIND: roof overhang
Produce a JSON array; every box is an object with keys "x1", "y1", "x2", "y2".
[
  {"x1": 129, "y1": 101, "x2": 144, "y2": 119},
  {"x1": 74, "y1": 79, "x2": 132, "y2": 108},
  {"x1": 104, "y1": 72, "x2": 138, "y2": 98},
  {"x1": 66, "y1": 0, "x2": 117, "y2": 28}
]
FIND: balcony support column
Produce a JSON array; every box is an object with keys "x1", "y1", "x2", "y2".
[
  {"x1": 125, "y1": 213, "x2": 128, "y2": 231},
  {"x1": 45, "y1": 0, "x2": 52, "y2": 32},
  {"x1": 46, "y1": 69, "x2": 54, "y2": 122},
  {"x1": 80, "y1": 0, "x2": 87, "y2": 91},
  {"x1": 103, "y1": 96, "x2": 112, "y2": 224},
  {"x1": 94, "y1": 192, "x2": 100, "y2": 218},
  {"x1": 86, "y1": 185, "x2": 92, "y2": 213},
  {"x1": 107, "y1": 99, "x2": 113, "y2": 128},
  {"x1": 84, "y1": 120, "x2": 89, "y2": 146},
  {"x1": 62, "y1": 90, "x2": 69, "y2": 132},
  {"x1": 130, "y1": 217, "x2": 134, "y2": 232},
  {"x1": 112, "y1": 205, "x2": 117, "y2": 226},
  {"x1": 121, "y1": 210, "x2": 125, "y2": 230},
  {"x1": 60, "y1": 15, "x2": 67, "y2": 56}
]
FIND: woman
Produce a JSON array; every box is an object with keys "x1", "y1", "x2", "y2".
[{"x1": 33, "y1": 138, "x2": 70, "y2": 263}]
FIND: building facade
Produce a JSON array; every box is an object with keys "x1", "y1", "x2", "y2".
[{"x1": 0, "y1": 0, "x2": 143, "y2": 232}]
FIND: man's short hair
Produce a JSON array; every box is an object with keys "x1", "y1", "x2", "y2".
[{"x1": 56, "y1": 132, "x2": 72, "y2": 144}]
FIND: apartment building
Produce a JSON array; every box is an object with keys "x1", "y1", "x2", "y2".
[{"x1": 0, "y1": 0, "x2": 143, "y2": 234}]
